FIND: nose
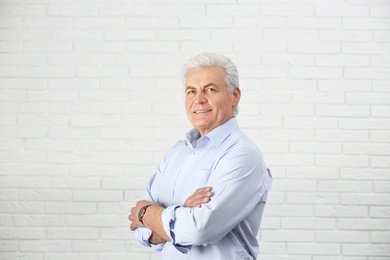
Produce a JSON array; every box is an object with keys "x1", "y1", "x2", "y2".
[{"x1": 194, "y1": 92, "x2": 207, "y2": 104}]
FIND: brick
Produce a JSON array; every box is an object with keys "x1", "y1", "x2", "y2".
[
  {"x1": 287, "y1": 243, "x2": 340, "y2": 255},
  {"x1": 343, "y1": 43, "x2": 390, "y2": 55},
  {"x1": 45, "y1": 253, "x2": 98, "y2": 260},
  {"x1": 19, "y1": 189, "x2": 72, "y2": 201},
  {"x1": 374, "y1": 31, "x2": 390, "y2": 42},
  {"x1": 292, "y1": 91, "x2": 344, "y2": 104},
  {"x1": 318, "y1": 180, "x2": 373, "y2": 192},
  {"x1": 258, "y1": 204, "x2": 314, "y2": 217},
  {"x1": 370, "y1": 231, "x2": 390, "y2": 243},
  {"x1": 51, "y1": 177, "x2": 100, "y2": 189},
  {"x1": 316, "y1": 129, "x2": 369, "y2": 142},
  {"x1": 105, "y1": 29, "x2": 156, "y2": 40},
  {"x1": 342, "y1": 193, "x2": 390, "y2": 206},
  {"x1": 290, "y1": 142, "x2": 341, "y2": 154},
  {"x1": 0, "y1": 17, "x2": 21, "y2": 28},
  {"x1": 261, "y1": 129, "x2": 314, "y2": 141},
  {"x1": 261, "y1": 4, "x2": 314, "y2": 16},
  {"x1": 151, "y1": 4, "x2": 205, "y2": 16},
  {"x1": 316, "y1": 155, "x2": 369, "y2": 167},
  {"x1": 286, "y1": 167, "x2": 339, "y2": 180},
  {"x1": 315, "y1": 5, "x2": 368, "y2": 17},
  {"x1": 340, "y1": 168, "x2": 389, "y2": 181},
  {"x1": 0, "y1": 4, "x2": 46, "y2": 16},
  {"x1": 288, "y1": 17, "x2": 341, "y2": 29},
  {"x1": 339, "y1": 118, "x2": 390, "y2": 129},
  {"x1": 23, "y1": 41, "x2": 73, "y2": 52},
  {"x1": 73, "y1": 17, "x2": 125, "y2": 28},
  {"x1": 261, "y1": 230, "x2": 314, "y2": 242},
  {"x1": 316, "y1": 55, "x2": 369, "y2": 67},
  {"x1": 20, "y1": 240, "x2": 71, "y2": 252},
  {"x1": 52, "y1": 29, "x2": 103, "y2": 40},
  {"x1": 45, "y1": 202, "x2": 96, "y2": 214},
  {"x1": 319, "y1": 30, "x2": 372, "y2": 42},
  {"x1": 48, "y1": 127, "x2": 99, "y2": 139},
  {"x1": 14, "y1": 215, "x2": 65, "y2": 227},
  {"x1": 316, "y1": 231, "x2": 369, "y2": 242},
  {"x1": 78, "y1": 90, "x2": 130, "y2": 102},
  {"x1": 318, "y1": 79, "x2": 371, "y2": 92},
  {"x1": 262, "y1": 53, "x2": 315, "y2": 65},
  {"x1": 71, "y1": 164, "x2": 123, "y2": 177},
  {"x1": 371, "y1": 131, "x2": 390, "y2": 142},
  {"x1": 374, "y1": 181, "x2": 390, "y2": 193},
  {"x1": 48, "y1": 149, "x2": 90, "y2": 164},
  {"x1": 0, "y1": 227, "x2": 46, "y2": 239},
  {"x1": 66, "y1": 215, "x2": 118, "y2": 227},
  {"x1": 72, "y1": 240, "x2": 125, "y2": 252},
  {"x1": 315, "y1": 205, "x2": 368, "y2": 217},
  {"x1": 159, "y1": 29, "x2": 209, "y2": 41},
  {"x1": 100, "y1": 4, "x2": 150, "y2": 16},
  {"x1": 70, "y1": 115, "x2": 122, "y2": 127},
  {"x1": 234, "y1": 41, "x2": 286, "y2": 53},
  {"x1": 47, "y1": 228, "x2": 99, "y2": 239},
  {"x1": 264, "y1": 28, "x2": 317, "y2": 40},
  {"x1": 73, "y1": 190, "x2": 122, "y2": 202},
  {"x1": 343, "y1": 143, "x2": 390, "y2": 155},
  {"x1": 371, "y1": 156, "x2": 390, "y2": 168},
  {"x1": 47, "y1": 54, "x2": 99, "y2": 65},
  {"x1": 343, "y1": 18, "x2": 390, "y2": 30},
  {"x1": 0, "y1": 176, "x2": 50, "y2": 188},
  {"x1": 0, "y1": 202, "x2": 44, "y2": 214},
  {"x1": 282, "y1": 217, "x2": 336, "y2": 230},
  {"x1": 0, "y1": 189, "x2": 18, "y2": 201},
  {"x1": 286, "y1": 192, "x2": 339, "y2": 204},
  {"x1": 284, "y1": 117, "x2": 338, "y2": 129},
  {"x1": 208, "y1": 4, "x2": 259, "y2": 16},
  {"x1": 48, "y1": 4, "x2": 98, "y2": 16},
  {"x1": 342, "y1": 244, "x2": 390, "y2": 256},
  {"x1": 211, "y1": 28, "x2": 263, "y2": 41},
  {"x1": 316, "y1": 104, "x2": 369, "y2": 117}
]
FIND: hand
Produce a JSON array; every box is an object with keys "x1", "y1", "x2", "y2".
[
  {"x1": 128, "y1": 200, "x2": 168, "y2": 244},
  {"x1": 128, "y1": 200, "x2": 154, "y2": 231},
  {"x1": 184, "y1": 186, "x2": 213, "y2": 208}
]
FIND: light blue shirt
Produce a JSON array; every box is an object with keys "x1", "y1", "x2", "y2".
[{"x1": 133, "y1": 117, "x2": 272, "y2": 260}]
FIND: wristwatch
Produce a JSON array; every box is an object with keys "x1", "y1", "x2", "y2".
[{"x1": 138, "y1": 204, "x2": 153, "y2": 225}]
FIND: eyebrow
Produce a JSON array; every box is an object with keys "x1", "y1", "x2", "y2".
[{"x1": 185, "y1": 83, "x2": 218, "y2": 91}]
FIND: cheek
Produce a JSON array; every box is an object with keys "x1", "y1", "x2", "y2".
[{"x1": 185, "y1": 100, "x2": 192, "y2": 112}]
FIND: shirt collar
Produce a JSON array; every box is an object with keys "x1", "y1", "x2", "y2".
[{"x1": 185, "y1": 117, "x2": 239, "y2": 148}]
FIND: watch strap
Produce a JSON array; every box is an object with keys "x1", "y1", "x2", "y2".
[{"x1": 138, "y1": 204, "x2": 153, "y2": 225}]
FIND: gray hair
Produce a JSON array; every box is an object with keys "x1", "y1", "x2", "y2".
[{"x1": 182, "y1": 52, "x2": 240, "y2": 114}]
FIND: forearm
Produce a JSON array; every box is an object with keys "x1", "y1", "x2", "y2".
[{"x1": 143, "y1": 205, "x2": 171, "y2": 242}]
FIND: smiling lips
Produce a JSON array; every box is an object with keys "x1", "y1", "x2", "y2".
[{"x1": 194, "y1": 109, "x2": 212, "y2": 114}]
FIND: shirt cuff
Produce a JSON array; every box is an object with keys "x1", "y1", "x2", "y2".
[
  {"x1": 162, "y1": 205, "x2": 191, "y2": 254},
  {"x1": 133, "y1": 227, "x2": 164, "y2": 251}
]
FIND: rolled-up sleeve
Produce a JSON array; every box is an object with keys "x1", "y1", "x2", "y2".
[
  {"x1": 162, "y1": 205, "x2": 192, "y2": 254},
  {"x1": 132, "y1": 228, "x2": 164, "y2": 251}
]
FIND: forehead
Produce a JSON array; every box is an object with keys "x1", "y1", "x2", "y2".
[{"x1": 185, "y1": 67, "x2": 226, "y2": 85}]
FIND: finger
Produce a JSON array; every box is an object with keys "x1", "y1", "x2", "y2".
[{"x1": 195, "y1": 186, "x2": 212, "y2": 193}]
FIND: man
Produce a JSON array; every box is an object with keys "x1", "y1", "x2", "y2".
[{"x1": 128, "y1": 53, "x2": 272, "y2": 259}]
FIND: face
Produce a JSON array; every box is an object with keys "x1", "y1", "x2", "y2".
[{"x1": 185, "y1": 66, "x2": 241, "y2": 136}]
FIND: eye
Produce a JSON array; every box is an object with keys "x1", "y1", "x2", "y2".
[
  {"x1": 205, "y1": 87, "x2": 216, "y2": 92},
  {"x1": 186, "y1": 89, "x2": 195, "y2": 95}
]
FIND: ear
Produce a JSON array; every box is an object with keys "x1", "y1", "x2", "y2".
[{"x1": 232, "y1": 87, "x2": 241, "y2": 106}]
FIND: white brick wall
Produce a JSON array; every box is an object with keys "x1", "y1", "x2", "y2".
[{"x1": 0, "y1": 0, "x2": 389, "y2": 259}]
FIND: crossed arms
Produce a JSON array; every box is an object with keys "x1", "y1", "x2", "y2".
[{"x1": 128, "y1": 187, "x2": 213, "y2": 244}]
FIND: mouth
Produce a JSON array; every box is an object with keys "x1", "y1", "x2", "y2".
[{"x1": 194, "y1": 109, "x2": 212, "y2": 114}]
